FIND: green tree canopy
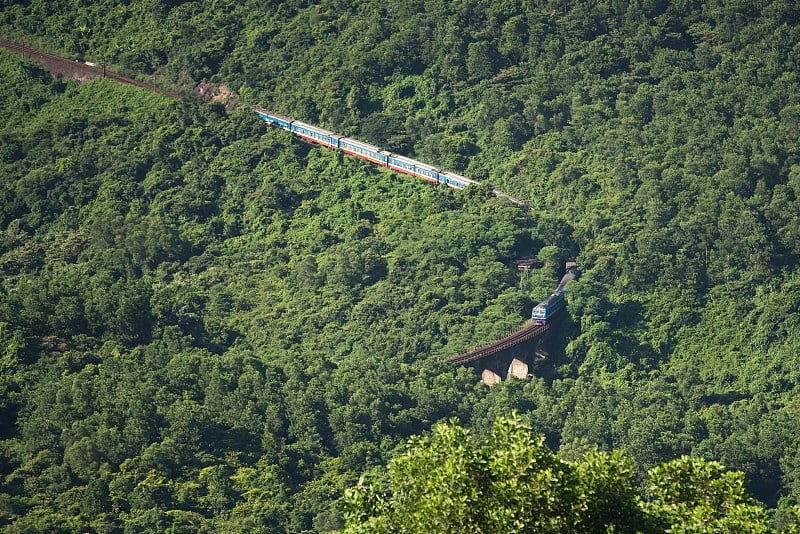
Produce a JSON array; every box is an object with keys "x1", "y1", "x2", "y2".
[{"x1": 341, "y1": 415, "x2": 781, "y2": 533}]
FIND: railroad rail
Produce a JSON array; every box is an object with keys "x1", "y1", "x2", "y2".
[
  {"x1": 3, "y1": 39, "x2": 528, "y2": 206},
  {"x1": 0, "y1": 39, "x2": 181, "y2": 99},
  {"x1": 445, "y1": 320, "x2": 551, "y2": 366},
  {"x1": 444, "y1": 267, "x2": 574, "y2": 367}
]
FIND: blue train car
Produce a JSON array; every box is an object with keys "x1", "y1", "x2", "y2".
[
  {"x1": 255, "y1": 109, "x2": 293, "y2": 130},
  {"x1": 439, "y1": 170, "x2": 478, "y2": 190},
  {"x1": 386, "y1": 154, "x2": 442, "y2": 184},
  {"x1": 531, "y1": 291, "x2": 566, "y2": 324},
  {"x1": 290, "y1": 120, "x2": 339, "y2": 148},
  {"x1": 252, "y1": 106, "x2": 486, "y2": 192},
  {"x1": 339, "y1": 137, "x2": 387, "y2": 166}
]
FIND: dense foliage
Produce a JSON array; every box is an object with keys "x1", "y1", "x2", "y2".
[
  {"x1": 341, "y1": 415, "x2": 780, "y2": 533},
  {"x1": 0, "y1": 53, "x2": 535, "y2": 531},
  {"x1": 2, "y1": 0, "x2": 800, "y2": 531}
]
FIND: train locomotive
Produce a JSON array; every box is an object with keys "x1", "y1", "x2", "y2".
[
  {"x1": 530, "y1": 262, "x2": 578, "y2": 325},
  {"x1": 253, "y1": 108, "x2": 479, "y2": 190},
  {"x1": 531, "y1": 291, "x2": 566, "y2": 325}
]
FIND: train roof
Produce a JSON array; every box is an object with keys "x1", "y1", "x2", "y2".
[
  {"x1": 252, "y1": 107, "x2": 292, "y2": 122},
  {"x1": 389, "y1": 153, "x2": 438, "y2": 171},
  {"x1": 439, "y1": 170, "x2": 480, "y2": 187},
  {"x1": 291, "y1": 119, "x2": 337, "y2": 138},
  {"x1": 339, "y1": 136, "x2": 383, "y2": 153},
  {"x1": 536, "y1": 292, "x2": 564, "y2": 307}
]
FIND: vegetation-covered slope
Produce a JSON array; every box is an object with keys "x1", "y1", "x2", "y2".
[
  {"x1": 0, "y1": 53, "x2": 537, "y2": 531},
  {"x1": 2, "y1": 0, "x2": 800, "y2": 531}
]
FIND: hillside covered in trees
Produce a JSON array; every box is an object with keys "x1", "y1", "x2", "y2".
[{"x1": 2, "y1": 0, "x2": 800, "y2": 531}]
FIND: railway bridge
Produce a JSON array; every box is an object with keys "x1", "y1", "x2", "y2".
[
  {"x1": 443, "y1": 313, "x2": 560, "y2": 385},
  {"x1": 444, "y1": 264, "x2": 577, "y2": 385}
]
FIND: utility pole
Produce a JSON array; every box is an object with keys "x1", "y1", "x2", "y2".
[
  {"x1": 519, "y1": 265, "x2": 530, "y2": 287},
  {"x1": 102, "y1": 57, "x2": 106, "y2": 78}
]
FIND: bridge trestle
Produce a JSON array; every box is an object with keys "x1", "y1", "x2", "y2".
[
  {"x1": 443, "y1": 263, "x2": 577, "y2": 385},
  {"x1": 469, "y1": 334, "x2": 548, "y2": 385}
]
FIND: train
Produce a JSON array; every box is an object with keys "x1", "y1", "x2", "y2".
[
  {"x1": 252, "y1": 107, "x2": 480, "y2": 190},
  {"x1": 531, "y1": 291, "x2": 566, "y2": 324},
  {"x1": 530, "y1": 262, "x2": 578, "y2": 325}
]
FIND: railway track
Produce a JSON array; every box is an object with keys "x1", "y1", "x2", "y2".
[
  {"x1": 0, "y1": 39, "x2": 181, "y2": 99},
  {"x1": 445, "y1": 266, "x2": 576, "y2": 367},
  {"x1": 445, "y1": 320, "x2": 551, "y2": 365},
  {"x1": 3, "y1": 39, "x2": 529, "y2": 205},
  {"x1": 4, "y1": 38, "x2": 558, "y2": 373}
]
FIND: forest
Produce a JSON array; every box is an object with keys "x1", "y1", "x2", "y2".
[{"x1": 1, "y1": 0, "x2": 800, "y2": 531}]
